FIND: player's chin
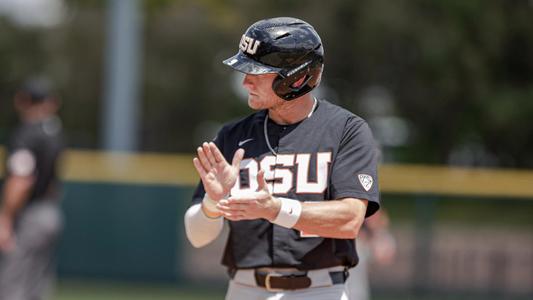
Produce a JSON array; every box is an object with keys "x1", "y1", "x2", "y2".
[{"x1": 247, "y1": 96, "x2": 264, "y2": 110}]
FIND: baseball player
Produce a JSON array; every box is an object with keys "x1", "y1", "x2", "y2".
[
  {"x1": 184, "y1": 17, "x2": 380, "y2": 299},
  {"x1": 0, "y1": 78, "x2": 65, "y2": 300},
  {"x1": 346, "y1": 210, "x2": 396, "y2": 300}
]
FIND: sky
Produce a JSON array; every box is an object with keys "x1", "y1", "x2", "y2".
[{"x1": 0, "y1": 0, "x2": 65, "y2": 27}]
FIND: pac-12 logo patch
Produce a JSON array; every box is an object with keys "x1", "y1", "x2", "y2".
[{"x1": 358, "y1": 174, "x2": 373, "y2": 191}]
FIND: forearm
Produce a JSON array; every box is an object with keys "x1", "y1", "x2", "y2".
[
  {"x1": 0, "y1": 176, "x2": 33, "y2": 219},
  {"x1": 219, "y1": 190, "x2": 369, "y2": 239},
  {"x1": 292, "y1": 198, "x2": 368, "y2": 239},
  {"x1": 184, "y1": 203, "x2": 224, "y2": 248}
]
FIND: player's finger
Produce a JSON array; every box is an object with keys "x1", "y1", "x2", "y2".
[
  {"x1": 197, "y1": 147, "x2": 212, "y2": 171},
  {"x1": 220, "y1": 210, "x2": 246, "y2": 218},
  {"x1": 231, "y1": 148, "x2": 245, "y2": 168},
  {"x1": 257, "y1": 169, "x2": 268, "y2": 192},
  {"x1": 218, "y1": 201, "x2": 249, "y2": 211},
  {"x1": 209, "y1": 142, "x2": 226, "y2": 163},
  {"x1": 193, "y1": 157, "x2": 208, "y2": 178},
  {"x1": 223, "y1": 213, "x2": 245, "y2": 221},
  {"x1": 218, "y1": 207, "x2": 246, "y2": 216},
  {"x1": 227, "y1": 194, "x2": 257, "y2": 202},
  {"x1": 217, "y1": 199, "x2": 241, "y2": 209},
  {"x1": 227, "y1": 197, "x2": 257, "y2": 206},
  {"x1": 203, "y1": 142, "x2": 217, "y2": 165}
]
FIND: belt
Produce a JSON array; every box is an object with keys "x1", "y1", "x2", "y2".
[{"x1": 231, "y1": 266, "x2": 349, "y2": 292}]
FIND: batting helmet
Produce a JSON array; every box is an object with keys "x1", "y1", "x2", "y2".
[{"x1": 223, "y1": 17, "x2": 324, "y2": 100}]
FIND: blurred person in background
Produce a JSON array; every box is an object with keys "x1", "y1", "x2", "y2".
[
  {"x1": 346, "y1": 209, "x2": 396, "y2": 300},
  {"x1": 0, "y1": 77, "x2": 65, "y2": 300}
]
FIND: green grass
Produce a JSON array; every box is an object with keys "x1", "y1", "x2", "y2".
[
  {"x1": 54, "y1": 280, "x2": 226, "y2": 300},
  {"x1": 54, "y1": 280, "x2": 531, "y2": 300}
]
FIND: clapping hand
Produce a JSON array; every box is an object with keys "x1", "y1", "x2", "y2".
[
  {"x1": 193, "y1": 142, "x2": 244, "y2": 201},
  {"x1": 217, "y1": 170, "x2": 281, "y2": 222}
]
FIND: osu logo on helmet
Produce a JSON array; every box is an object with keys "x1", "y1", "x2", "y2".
[{"x1": 239, "y1": 35, "x2": 260, "y2": 55}]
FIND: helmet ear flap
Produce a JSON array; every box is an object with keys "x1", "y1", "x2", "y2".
[{"x1": 272, "y1": 62, "x2": 323, "y2": 101}]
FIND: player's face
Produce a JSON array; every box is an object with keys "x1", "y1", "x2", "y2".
[{"x1": 242, "y1": 73, "x2": 283, "y2": 110}]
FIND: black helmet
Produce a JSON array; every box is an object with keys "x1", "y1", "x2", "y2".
[{"x1": 223, "y1": 17, "x2": 324, "y2": 100}]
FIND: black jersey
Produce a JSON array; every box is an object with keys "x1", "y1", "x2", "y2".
[
  {"x1": 192, "y1": 99, "x2": 380, "y2": 270},
  {"x1": 5, "y1": 117, "x2": 64, "y2": 203}
]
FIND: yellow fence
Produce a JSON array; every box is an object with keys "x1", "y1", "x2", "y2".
[{"x1": 1, "y1": 147, "x2": 533, "y2": 198}]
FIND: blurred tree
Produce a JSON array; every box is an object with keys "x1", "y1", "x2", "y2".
[
  {"x1": 0, "y1": 19, "x2": 49, "y2": 142},
  {"x1": 0, "y1": 0, "x2": 532, "y2": 167}
]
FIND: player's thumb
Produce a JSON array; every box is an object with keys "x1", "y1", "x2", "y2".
[
  {"x1": 232, "y1": 148, "x2": 245, "y2": 168},
  {"x1": 257, "y1": 169, "x2": 269, "y2": 192}
]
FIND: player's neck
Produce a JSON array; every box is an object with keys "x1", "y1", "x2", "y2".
[{"x1": 268, "y1": 95, "x2": 315, "y2": 125}]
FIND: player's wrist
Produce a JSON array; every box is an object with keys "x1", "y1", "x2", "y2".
[
  {"x1": 270, "y1": 197, "x2": 302, "y2": 228},
  {"x1": 201, "y1": 194, "x2": 223, "y2": 219},
  {"x1": 206, "y1": 190, "x2": 228, "y2": 202},
  {"x1": 265, "y1": 196, "x2": 282, "y2": 222}
]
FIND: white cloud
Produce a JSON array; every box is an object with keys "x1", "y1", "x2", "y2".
[{"x1": 0, "y1": 0, "x2": 65, "y2": 28}]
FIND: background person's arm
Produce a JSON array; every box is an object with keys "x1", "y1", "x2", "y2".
[{"x1": 0, "y1": 175, "x2": 34, "y2": 251}]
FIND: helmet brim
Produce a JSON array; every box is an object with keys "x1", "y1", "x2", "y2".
[{"x1": 222, "y1": 52, "x2": 281, "y2": 75}]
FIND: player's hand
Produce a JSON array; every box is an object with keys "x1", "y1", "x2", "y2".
[
  {"x1": 193, "y1": 142, "x2": 244, "y2": 201},
  {"x1": 217, "y1": 170, "x2": 281, "y2": 221},
  {"x1": 0, "y1": 215, "x2": 15, "y2": 253}
]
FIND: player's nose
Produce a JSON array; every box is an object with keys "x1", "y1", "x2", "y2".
[{"x1": 242, "y1": 74, "x2": 255, "y2": 90}]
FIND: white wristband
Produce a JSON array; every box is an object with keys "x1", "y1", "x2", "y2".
[
  {"x1": 272, "y1": 197, "x2": 302, "y2": 228},
  {"x1": 202, "y1": 194, "x2": 220, "y2": 215}
]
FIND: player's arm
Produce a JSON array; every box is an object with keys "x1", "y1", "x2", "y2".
[
  {"x1": 0, "y1": 149, "x2": 36, "y2": 251},
  {"x1": 217, "y1": 197, "x2": 368, "y2": 239},
  {"x1": 184, "y1": 201, "x2": 224, "y2": 248},
  {"x1": 184, "y1": 141, "x2": 243, "y2": 248},
  {"x1": 217, "y1": 171, "x2": 368, "y2": 239},
  {"x1": 291, "y1": 118, "x2": 378, "y2": 239},
  {"x1": 293, "y1": 197, "x2": 368, "y2": 239},
  {"x1": 0, "y1": 176, "x2": 34, "y2": 220}
]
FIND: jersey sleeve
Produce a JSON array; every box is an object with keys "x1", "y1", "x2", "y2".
[
  {"x1": 329, "y1": 118, "x2": 380, "y2": 217},
  {"x1": 6, "y1": 128, "x2": 38, "y2": 177},
  {"x1": 191, "y1": 125, "x2": 227, "y2": 205}
]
